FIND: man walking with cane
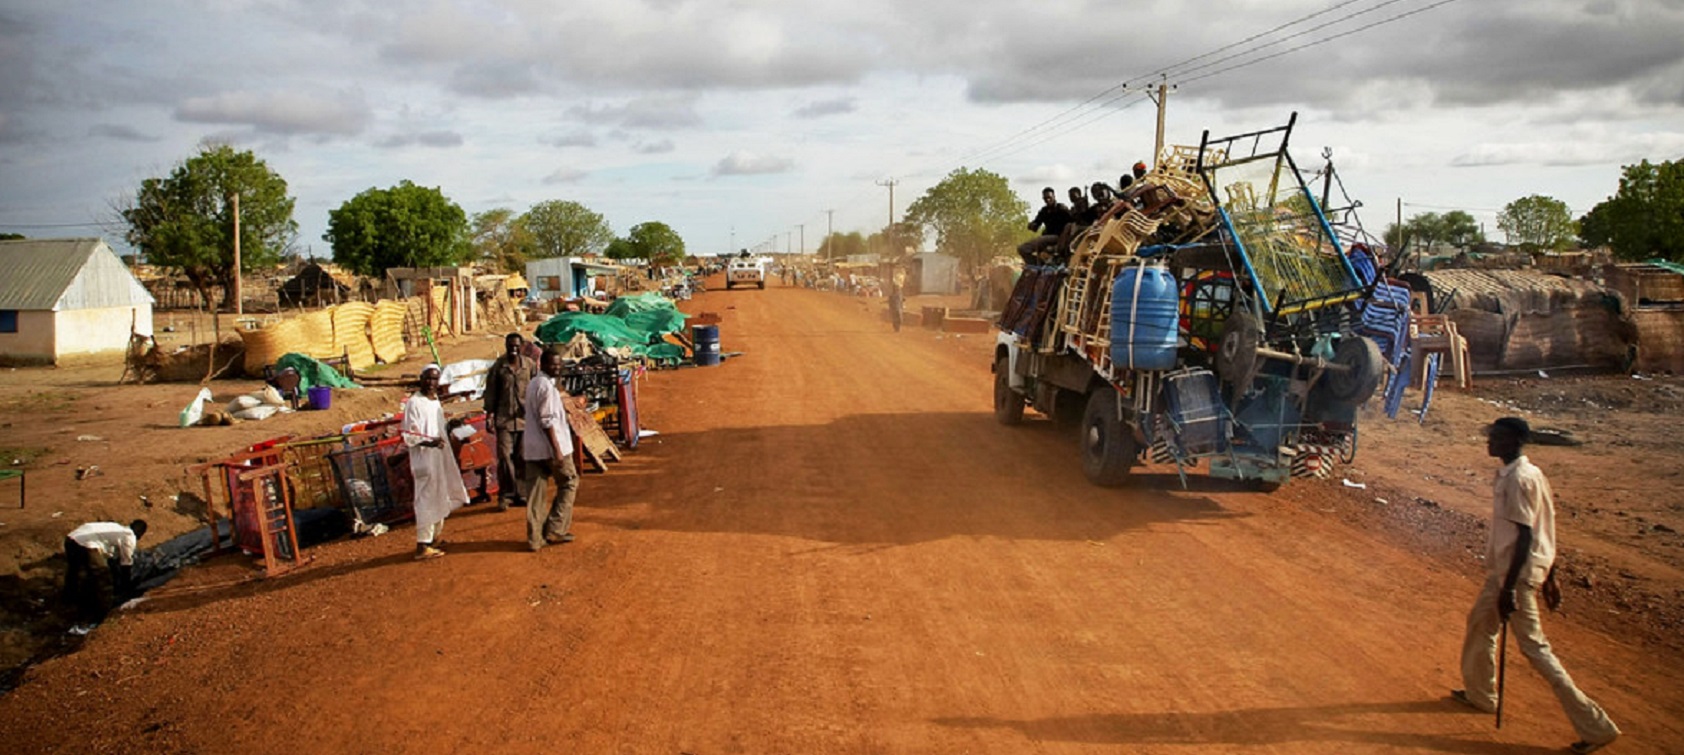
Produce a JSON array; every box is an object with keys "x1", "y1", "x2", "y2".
[{"x1": 1453, "y1": 417, "x2": 1620, "y2": 753}]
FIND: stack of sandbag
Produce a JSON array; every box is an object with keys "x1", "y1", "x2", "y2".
[{"x1": 223, "y1": 385, "x2": 292, "y2": 422}]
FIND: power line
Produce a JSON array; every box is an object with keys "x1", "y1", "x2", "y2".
[
  {"x1": 1182, "y1": 0, "x2": 1468, "y2": 85},
  {"x1": 0, "y1": 220, "x2": 110, "y2": 229}
]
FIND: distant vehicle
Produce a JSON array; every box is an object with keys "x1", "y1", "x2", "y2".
[
  {"x1": 994, "y1": 114, "x2": 1392, "y2": 491},
  {"x1": 726, "y1": 257, "x2": 768, "y2": 290}
]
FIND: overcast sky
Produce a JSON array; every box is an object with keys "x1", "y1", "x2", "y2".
[{"x1": 2, "y1": 0, "x2": 1681, "y2": 258}]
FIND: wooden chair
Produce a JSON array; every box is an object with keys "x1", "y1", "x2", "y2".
[{"x1": 1410, "y1": 313, "x2": 1471, "y2": 389}]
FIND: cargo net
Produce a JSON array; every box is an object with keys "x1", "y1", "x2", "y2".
[{"x1": 1207, "y1": 157, "x2": 1357, "y2": 315}]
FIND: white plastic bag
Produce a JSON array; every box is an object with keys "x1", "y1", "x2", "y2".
[{"x1": 179, "y1": 387, "x2": 213, "y2": 428}]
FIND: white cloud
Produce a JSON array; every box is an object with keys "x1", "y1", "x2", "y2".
[
  {"x1": 175, "y1": 89, "x2": 371, "y2": 136},
  {"x1": 88, "y1": 123, "x2": 159, "y2": 142},
  {"x1": 543, "y1": 167, "x2": 589, "y2": 185},
  {"x1": 1453, "y1": 132, "x2": 1684, "y2": 167},
  {"x1": 376, "y1": 130, "x2": 464, "y2": 149},
  {"x1": 569, "y1": 95, "x2": 703, "y2": 130},
  {"x1": 712, "y1": 151, "x2": 794, "y2": 176},
  {"x1": 636, "y1": 139, "x2": 676, "y2": 154},
  {"x1": 544, "y1": 131, "x2": 597, "y2": 148},
  {"x1": 794, "y1": 97, "x2": 857, "y2": 118}
]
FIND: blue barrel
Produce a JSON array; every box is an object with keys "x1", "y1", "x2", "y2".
[
  {"x1": 1110, "y1": 263, "x2": 1179, "y2": 370},
  {"x1": 307, "y1": 385, "x2": 332, "y2": 410},
  {"x1": 692, "y1": 324, "x2": 721, "y2": 367}
]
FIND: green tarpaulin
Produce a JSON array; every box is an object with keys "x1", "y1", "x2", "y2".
[
  {"x1": 534, "y1": 293, "x2": 690, "y2": 356},
  {"x1": 275, "y1": 353, "x2": 361, "y2": 390}
]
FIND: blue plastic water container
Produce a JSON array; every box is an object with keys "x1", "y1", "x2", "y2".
[
  {"x1": 1109, "y1": 263, "x2": 1179, "y2": 370},
  {"x1": 692, "y1": 324, "x2": 721, "y2": 367}
]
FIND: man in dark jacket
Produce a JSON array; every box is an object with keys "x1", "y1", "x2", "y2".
[
  {"x1": 1017, "y1": 187, "x2": 1071, "y2": 264},
  {"x1": 483, "y1": 332, "x2": 537, "y2": 511}
]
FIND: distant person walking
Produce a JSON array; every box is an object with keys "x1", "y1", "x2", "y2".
[
  {"x1": 484, "y1": 332, "x2": 536, "y2": 512},
  {"x1": 403, "y1": 364, "x2": 469, "y2": 560},
  {"x1": 62, "y1": 519, "x2": 147, "y2": 632},
  {"x1": 1453, "y1": 417, "x2": 1620, "y2": 754},
  {"x1": 887, "y1": 279, "x2": 904, "y2": 333},
  {"x1": 522, "y1": 351, "x2": 580, "y2": 552}
]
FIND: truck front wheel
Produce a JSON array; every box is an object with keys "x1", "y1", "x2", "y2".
[
  {"x1": 1081, "y1": 388, "x2": 1137, "y2": 487},
  {"x1": 757, "y1": 280, "x2": 765, "y2": 289},
  {"x1": 993, "y1": 355, "x2": 1025, "y2": 426}
]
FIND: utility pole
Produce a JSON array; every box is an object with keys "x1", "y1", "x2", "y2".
[
  {"x1": 825, "y1": 209, "x2": 834, "y2": 259},
  {"x1": 798, "y1": 224, "x2": 805, "y2": 255},
  {"x1": 876, "y1": 179, "x2": 898, "y2": 259},
  {"x1": 1147, "y1": 76, "x2": 1174, "y2": 169},
  {"x1": 785, "y1": 232, "x2": 792, "y2": 254},
  {"x1": 876, "y1": 179, "x2": 898, "y2": 228},
  {"x1": 230, "y1": 192, "x2": 242, "y2": 316}
]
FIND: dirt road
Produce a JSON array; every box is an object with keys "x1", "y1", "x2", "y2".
[{"x1": 2, "y1": 280, "x2": 1680, "y2": 753}]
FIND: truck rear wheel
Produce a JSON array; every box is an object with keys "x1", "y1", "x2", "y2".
[
  {"x1": 1081, "y1": 388, "x2": 1136, "y2": 487},
  {"x1": 994, "y1": 355, "x2": 1025, "y2": 425}
]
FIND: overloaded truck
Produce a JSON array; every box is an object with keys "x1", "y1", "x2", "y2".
[{"x1": 994, "y1": 114, "x2": 1402, "y2": 490}]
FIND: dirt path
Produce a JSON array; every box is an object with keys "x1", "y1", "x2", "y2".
[{"x1": 1, "y1": 279, "x2": 1680, "y2": 753}]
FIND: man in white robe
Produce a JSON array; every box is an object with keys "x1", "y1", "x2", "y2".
[{"x1": 403, "y1": 364, "x2": 470, "y2": 560}]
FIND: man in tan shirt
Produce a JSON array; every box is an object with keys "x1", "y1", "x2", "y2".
[{"x1": 1454, "y1": 417, "x2": 1620, "y2": 754}]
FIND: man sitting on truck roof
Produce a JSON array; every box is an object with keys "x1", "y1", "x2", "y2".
[{"x1": 1018, "y1": 187, "x2": 1072, "y2": 264}]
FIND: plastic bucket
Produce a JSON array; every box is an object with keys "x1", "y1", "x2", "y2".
[
  {"x1": 307, "y1": 385, "x2": 332, "y2": 410},
  {"x1": 692, "y1": 324, "x2": 721, "y2": 367}
]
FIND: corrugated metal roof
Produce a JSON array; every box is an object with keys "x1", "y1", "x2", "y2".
[{"x1": 0, "y1": 238, "x2": 155, "y2": 311}]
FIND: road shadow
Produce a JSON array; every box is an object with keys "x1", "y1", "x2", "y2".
[
  {"x1": 582, "y1": 411, "x2": 1251, "y2": 547},
  {"x1": 932, "y1": 699, "x2": 1559, "y2": 754}
]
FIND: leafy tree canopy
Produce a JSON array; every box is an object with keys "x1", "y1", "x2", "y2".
[
  {"x1": 324, "y1": 180, "x2": 471, "y2": 276},
  {"x1": 520, "y1": 200, "x2": 614, "y2": 259},
  {"x1": 819, "y1": 231, "x2": 867, "y2": 260},
  {"x1": 1383, "y1": 210, "x2": 1482, "y2": 253},
  {"x1": 121, "y1": 144, "x2": 297, "y2": 307},
  {"x1": 1579, "y1": 159, "x2": 1684, "y2": 262},
  {"x1": 471, "y1": 208, "x2": 535, "y2": 273},
  {"x1": 904, "y1": 167, "x2": 1028, "y2": 273},
  {"x1": 1497, "y1": 195, "x2": 1576, "y2": 250},
  {"x1": 605, "y1": 221, "x2": 686, "y2": 266}
]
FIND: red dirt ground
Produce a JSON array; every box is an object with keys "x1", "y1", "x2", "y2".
[{"x1": 0, "y1": 276, "x2": 1680, "y2": 753}]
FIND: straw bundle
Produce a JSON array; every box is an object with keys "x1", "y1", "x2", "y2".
[
  {"x1": 371, "y1": 299, "x2": 408, "y2": 364},
  {"x1": 333, "y1": 302, "x2": 377, "y2": 371},
  {"x1": 293, "y1": 309, "x2": 339, "y2": 361},
  {"x1": 239, "y1": 320, "x2": 307, "y2": 376}
]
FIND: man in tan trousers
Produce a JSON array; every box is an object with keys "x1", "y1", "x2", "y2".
[{"x1": 1454, "y1": 417, "x2": 1620, "y2": 754}]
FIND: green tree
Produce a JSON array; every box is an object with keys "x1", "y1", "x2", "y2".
[
  {"x1": 0, "y1": 233, "x2": 25, "y2": 241},
  {"x1": 605, "y1": 221, "x2": 685, "y2": 265},
  {"x1": 903, "y1": 167, "x2": 1028, "y2": 274},
  {"x1": 1579, "y1": 159, "x2": 1684, "y2": 262},
  {"x1": 120, "y1": 144, "x2": 297, "y2": 309},
  {"x1": 520, "y1": 200, "x2": 614, "y2": 259},
  {"x1": 1497, "y1": 195, "x2": 1576, "y2": 250},
  {"x1": 324, "y1": 181, "x2": 471, "y2": 276},
  {"x1": 1439, "y1": 210, "x2": 1484, "y2": 249},
  {"x1": 818, "y1": 231, "x2": 867, "y2": 260},
  {"x1": 470, "y1": 208, "x2": 535, "y2": 272}
]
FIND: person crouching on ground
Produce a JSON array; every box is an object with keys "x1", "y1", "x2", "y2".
[
  {"x1": 403, "y1": 364, "x2": 469, "y2": 560},
  {"x1": 522, "y1": 350, "x2": 580, "y2": 552},
  {"x1": 1453, "y1": 416, "x2": 1620, "y2": 754},
  {"x1": 62, "y1": 519, "x2": 147, "y2": 632}
]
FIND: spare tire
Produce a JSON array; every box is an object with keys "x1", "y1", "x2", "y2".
[
  {"x1": 1323, "y1": 336, "x2": 1385, "y2": 404},
  {"x1": 1216, "y1": 312, "x2": 1262, "y2": 386}
]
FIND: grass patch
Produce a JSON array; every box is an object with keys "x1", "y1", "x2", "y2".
[
  {"x1": 0, "y1": 446, "x2": 50, "y2": 467},
  {"x1": 0, "y1": 390, "x2": 78, "y2": 414}
]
